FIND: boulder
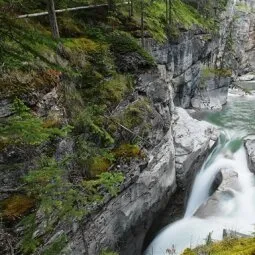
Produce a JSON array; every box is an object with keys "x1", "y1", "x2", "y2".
[
  {"x1": 237, "y1": 74, "x2": 255, "y2": 81},
  {"x1": 245, "y1": 139, "x2": 255, "y2": 174},
  {"x1": 173, "y1": 107, "x2": 219, "y2": 189},
  {"x1": 195, "y1": 169, "x2": 240, "y2": 218}
]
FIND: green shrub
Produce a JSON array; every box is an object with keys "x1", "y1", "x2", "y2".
[
  {"x1": 83, "y1": 172, "x2": 124, "y2": 197},
  {"x1": 0, "y1": 99, "x2": 71, "y2": 148},
  {"x1": 107, "y1": 30, "x2": 154, "y2": 66}
]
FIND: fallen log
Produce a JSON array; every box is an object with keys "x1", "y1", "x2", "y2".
[{"x1": 18, "y1": 2, "x2": 128, "y2": 19}]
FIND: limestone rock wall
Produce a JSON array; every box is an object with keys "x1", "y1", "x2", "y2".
[{"x1": 144, "y1": 0, "x2": 255, "y2": 110}]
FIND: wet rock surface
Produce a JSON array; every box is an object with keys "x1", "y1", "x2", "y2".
[
  {"x1": 245, "y1": 139, "x2": 255, "y2": 174},
  {"x1": 173, "y1": 107, "x2": 219, "y2": 189},
  {"x1": 195, "y1": 169, "x2": 240, "y2": 218}
]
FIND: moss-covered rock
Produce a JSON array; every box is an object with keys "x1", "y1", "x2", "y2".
[
  {"x1": 119, "y1": 98, "x2": 152, "y2": 130},
  {"x1": 1, "y1": 195, "x2": 35, "y2": 221},
  {"x1": 182, "y1": 237, "x2": 255, "y2": 255},
  {"x1": 0, "y1": 69, "x2": 61, "y2": 102},
  {"x1": 113, "y1": 143, "x2": 142, "y2": 159},
  {"x1": 87, "y1": 156, "x2": 112, "y2": 177},
  {"x1": 107, "y1": 31, "x2": 155, "y2": 72}
]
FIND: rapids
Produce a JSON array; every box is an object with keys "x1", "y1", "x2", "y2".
[{"x1": 144, "y1": 92, "x2": 255, "y2": 255}]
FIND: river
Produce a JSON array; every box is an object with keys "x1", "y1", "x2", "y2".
[{"x1": 144, "y1": 90, "x2": 255, "y2": 255}]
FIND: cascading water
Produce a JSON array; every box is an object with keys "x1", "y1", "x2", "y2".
[{"x1": 144, "y1": 91, "x2": 255, "y2": 255}]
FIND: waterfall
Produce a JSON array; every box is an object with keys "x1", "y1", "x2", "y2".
[
  {"x1": 144, "y1": 94, "x2": 255, "y2": 255},
  {"x1": 184, "y1": 132, "x2": 245, "y2": 218},
  {"x1": 145, "y1": 141, "x2": 255, "y2": 255}
]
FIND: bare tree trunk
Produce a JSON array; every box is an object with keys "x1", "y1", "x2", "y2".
[
  {"x1": 141, "y1": 0, "x2": 145, "y2": 47},
  {"x1": 128, "y1": 0, "x2": 131, "y2": 17},
  {"x1": 166, "y1": 0, "x2": 170, "y2": 36},
  {"x1": 47, "y1": 0, "x2": 60, "y2": 39},
  {"x1": 131, "y1": 0, "x2": 134, "y2": 16},
  {"x1": 107, "y1": 0, "x2": 115, "y2": 12},
  {"x1": 166, "y1": 0, "x2": 169, "y2": 25},
  {"x1": 169, "y1": 0, "x2": 172, "y2": 26}
]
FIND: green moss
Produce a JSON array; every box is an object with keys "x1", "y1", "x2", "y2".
[
  {"x1": 63, "y1": 38, "x2": 103, "y2": 54},
  {"x1": 145, "y1": 1, "x2": 168, "y2": 42},
  {"x1": 182, "y1": 248, "x2": 196, "y2": 255},
  {"x1": 1, "y1": 18, "x2": 58, "y2": 71},
  {"x1": 119, "y1": 98, "x2": 152, "y2": 130},
  {"x1": 101, "y1": 74, "x2": 132, "y2": 105},
  {"x1": 182, "y1": 237, "x2": 255, "y2": 255},
  {"x1": 0, "y1": 68, "x2": 62, "y2": 100},
  {"x1": 1, "y1": 195, "x2": 35, "y2": 221},
  {"x1": 88, "y1": 156, "x2": 112, "y2": 177},
  {"x1": 144, "y1": 0, "x2": 215, "y2": 41},
  {"x1": 100, "y1": 249, "x2": 119, "y2": 255},
  {"x1": 84, "y1": 74, "x2": 133, "y2": 107},
  {"x1": 58, "y1": 15, "x2": 85, "y2": 37},
  {"x1": 63, "y1": 37, "x2": 115, "y2": 82},
  {"x1": 202, "y1": 68, "x2": 232, "y2": 78},
  {"x1": 107, "y1": 30, "x2": 155, "y2": 66},
  {"x1": 172, "y1": 0, "x2": 213, "y2": 29},
  {"x1": 113, "y1": 143, "x2": 142, "y2": 159}
]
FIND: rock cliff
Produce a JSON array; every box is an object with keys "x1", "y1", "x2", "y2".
[
  {"x1": 61, "y1": 72, "x2": 218, "y2": 255},
  {"x1": 143, "y1": 0, "x2": 255, "y2": 110}
]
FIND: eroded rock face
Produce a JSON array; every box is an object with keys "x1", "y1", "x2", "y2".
[
  {"x1": 173, "y1": 107, "x2": 219, "y2": 189},
  {"x1": 232, "y1": 0, "x2": 255, "y2": 74},
  {"x1": 245, "y1": 139, "x2": 255, "y2": 173},
  {"x1": 143, "y1": 0, "x2": 255, "y2": 110},
  {"x1": 64, "y1": 129, "x2": 176, "y2": 255},
  {"x1": 62, "y1": 106, "x2": 220, "y2": 255},
  {"x1": 142, "y1": 108, "x2": 219, "y2": 249}
]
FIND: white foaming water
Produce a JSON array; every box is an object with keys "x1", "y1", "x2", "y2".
[{"x1": 144, "y1": 136, "x2": 255, "y2": 255}]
